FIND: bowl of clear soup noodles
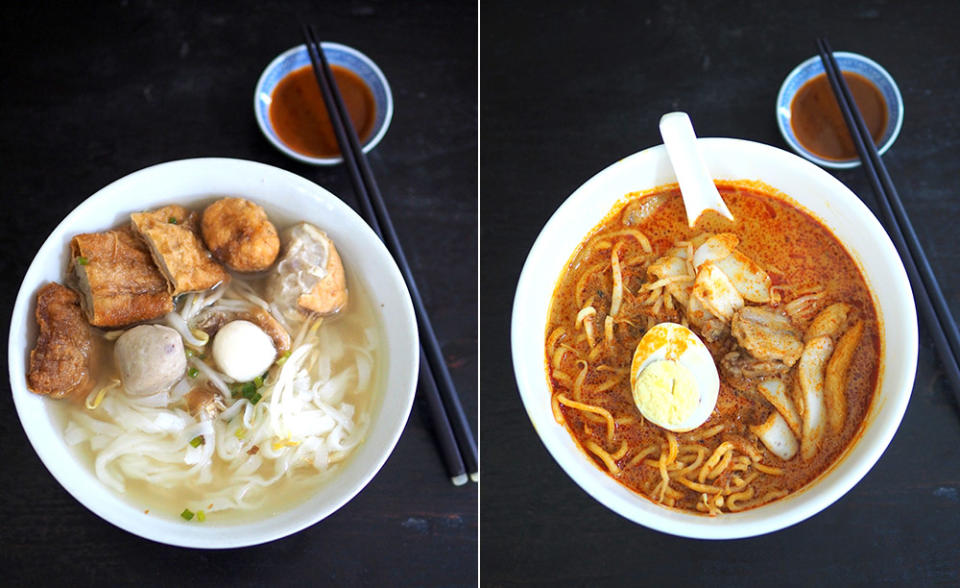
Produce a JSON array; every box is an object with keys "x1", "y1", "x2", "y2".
[
  {"x1": 9, "y1": 158, "x2": 418, "y2": 548},
  {"x1": 512, "y1": 138, "x2": 917, "y2": 539}
]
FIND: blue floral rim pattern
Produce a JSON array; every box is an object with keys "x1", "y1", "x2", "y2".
[{"x1": 776, "y1": 52, "x2": 903, "y2": 170}]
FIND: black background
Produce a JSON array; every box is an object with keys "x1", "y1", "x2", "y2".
[
  {"x1": 482, "y1": 1, "x2": 959, "y2": 585},
  {"x1": 0, "y1": 1, "x2": 477, "y2": 586}
]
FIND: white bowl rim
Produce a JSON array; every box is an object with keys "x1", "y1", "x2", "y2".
[
  {"x1": 9, "y1": 157, "x2": 418, "y2": 548},
  {"x1": 511, "y1": 138, "x2": 917, "y2": 539},
  {"x1": 254, "y1": 42, "x2": 394, "y2": 166},
  {"x1": 776, "y1": 51, "x2": 904, "y2": 170}
]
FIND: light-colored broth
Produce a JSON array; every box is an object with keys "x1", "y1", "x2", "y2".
[{"x1": 47, "y1": 216, "x2": 384, "y2": 524}]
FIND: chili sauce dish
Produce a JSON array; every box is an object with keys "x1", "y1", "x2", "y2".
[
  {"x1": 776, "y1": 52, "x2": 903, "y2": 169},
  {"x1": 254, "y1": 43, "x2": 393, "y2": 166}
]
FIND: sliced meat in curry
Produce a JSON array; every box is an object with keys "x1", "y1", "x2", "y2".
[
  {"x1": 27, "y1": 282, "x2": 96, "y2": 398},
  {"x1": 70, "y1": 226, "x2": 173, "y2": 327},
  {"x1": 131, "y1": 204, "x2": 230, "y2": 295}
]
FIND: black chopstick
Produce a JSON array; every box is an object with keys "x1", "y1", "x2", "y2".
[
  {"x1": 302, "y1": 25, "x2": 478, "y2": 484},
  {"x1": 816, "y1": 38, "x2": 960, "y2": 400}
]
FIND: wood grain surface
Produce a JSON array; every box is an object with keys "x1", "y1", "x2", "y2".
[
  {"x1": 0, "y1": 2, "x2": 477, "y2": 586},
  {"x1": 481, "y1": 1, "x2": 960, "y2": 585}
]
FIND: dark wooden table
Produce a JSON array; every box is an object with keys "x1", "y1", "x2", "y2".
[
  {"x1": 482, "y1": 1, "x2": 960, "y2": 585},
  {"x1": 0, "y1": 2, "x2": 477, "y2": 586}
]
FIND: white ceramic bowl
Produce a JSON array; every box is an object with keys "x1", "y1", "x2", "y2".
[
  {"x1": 9, "y1": 158, "x2": 418, "y2": 548},
  {"x1": 511, "y1": 138, "x2": 917, "y2": 539},
  {"x1": 776, "y1": 52, "x2": 904, "y2": 169},
  {"x1": 254, "y1": 43, "x2": 394, "y2": 165}
]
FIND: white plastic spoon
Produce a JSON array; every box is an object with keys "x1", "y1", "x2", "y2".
[{"x1": 659, "y1": 112, "x2": 735, "y2": 227}]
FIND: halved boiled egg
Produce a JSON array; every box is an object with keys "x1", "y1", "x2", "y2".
[{"x1": 629, "y1": 322, "x2": 719, "y2": 432}]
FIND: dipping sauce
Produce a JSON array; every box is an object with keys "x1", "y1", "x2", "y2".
[
  {"x1": 269, "y1": 65, "x2": 376, "y2": 159},
  {"x1": 790, "y1": 72, "x2": 887, "y2": 161}
]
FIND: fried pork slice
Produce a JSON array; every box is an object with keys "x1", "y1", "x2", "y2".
[
  {"x1": 27, "y1": 283, "x2": 96, "y2": 398},
  {"x1": 131, "y1": 205, "x2": 229, "y2": 295},
  {"x1": 70, "y1": 226, "x2": 173, "y2": 327}
]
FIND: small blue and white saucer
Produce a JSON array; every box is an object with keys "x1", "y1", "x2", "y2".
[
  {"x1": 254, "y1": 42, "x2": 393, "y2": 166},
  {"x1": 776, "y1": 52, "x2": 903, "y2": 169}
]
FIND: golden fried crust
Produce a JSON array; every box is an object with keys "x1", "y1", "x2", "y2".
[
  {"x1": 70, "y1": 227, "x2": 173, "y2": 327},
  {"x1": 131, "y1": 205, "x2": 230, "y2": 295},
  {"x1": 27, "y1": 282, "x2": 95, "y2": 398},
  {"x1": 298, "y1": 237, "x2": 348, "y2": 316},
  {"x1": 201, "y1": 198, "x2": 279, "y2": 272}
]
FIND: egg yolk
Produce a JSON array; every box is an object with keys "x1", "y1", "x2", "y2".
[{"x1": 632, "y1": 359, "x2": 698, "y2": 428}]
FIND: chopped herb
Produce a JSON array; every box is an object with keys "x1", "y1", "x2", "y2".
[
  {"x1": 276, "y1": 350, "x2": 292, "y2": 366},
  {"x1": 76, "y1": 256, "x2": 89, "y2": 266},
  {"x1": 185, "y1": 348, "x2": 195, "y2": 358},
  {"x1": 188, "y1": 367, "x2": 199, "y2": 378},
  {"x1": 168, "y1": 216, "x2": 178, "y2": 224},
  {"x1": 180, "y1": 508, "x2": 195, "y2": 521},
  {"x1": 189, "y1": 435, "x2": 204, "y2": 448},
  {"x1": 197, "y1": 510, "x2": 206, "y2": 522},
  {"x1": 253, "y1": 375, "x2": 264, "y2": 388}
]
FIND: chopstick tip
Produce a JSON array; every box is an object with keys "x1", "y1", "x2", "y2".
[
  {"x1": 451, "y1": 473, "x2": 469, "y2": 486},
  {"x1": 469, "y1": 472, "x2": 479, "y2": 483}
]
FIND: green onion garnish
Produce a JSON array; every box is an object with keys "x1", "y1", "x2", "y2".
[
  {"x1": 253, "y1": 375, "x2": 264, "y2": 388},
  {"x1": 168, "y1": 216, "x2": 178, "y2": 224},
  {"x1": 276, "y1": 351, "x2": 292, "y2": 366},
  {"x1": 189, "y1": 435, "x2": 204, "y2": 448},
  {"x1": 180, "y1": 508, "x2": 195, "y2": 521},
  {"x1": 76, "y1": 256, "x2": 89, "y2": 266},
  {"x1": 188, "y1": 367, "x2": 199, "y2": 378},
  {"x1": 197, "y1": 510, "x2": 206, "y2": 522}
]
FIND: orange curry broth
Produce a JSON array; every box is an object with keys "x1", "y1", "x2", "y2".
[{"x1": 544, "y1": 181, "x2": 880, "y2": 513}]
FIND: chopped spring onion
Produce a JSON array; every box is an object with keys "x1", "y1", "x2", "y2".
[
  {"x1": 235, "y1": 427, "x2": 247, "y2": 440},
  {"x1": 233, "y1": 381, "x2": 262, "y2": 405},
  {"x1": 76, "y1": 256, "x2": 89, "y2": 266},
  {"x1": 275, "y1": 350, "x2": 292, "y2": 366},
  {"x1": 180, "y1": 508, "x2": 195, "y2": 521},
  {"x1": 85, "y1": 387, "x2": 108, "y2": 410},
  {"x1": 197, "y1": 510, "x2": 206, "y2": 522},
  {"x1": 253, "y1": 375, "x2": 264, "y2": 388},
  {"x1": 168, "y1": 216, "x2": 178, "y2": 224},
  {"x1": 188, "y1": 367, "x2": 199, "y2": 378},
  {"x1": 189, "y1": 435, "x2": 204, "y2": 448}
]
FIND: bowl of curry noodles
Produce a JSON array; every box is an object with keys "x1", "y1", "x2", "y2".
[{"x1": 512, "y1": 137, "x2": 917, "y2": 539}]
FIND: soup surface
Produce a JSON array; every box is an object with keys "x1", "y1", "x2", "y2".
[{"x1": 545, "y1": 182, "x2": 880, "y2": 514}]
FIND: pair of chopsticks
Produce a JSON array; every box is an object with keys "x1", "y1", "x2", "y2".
[
  {"x1": 817, "y1": 38, "x2": 960, "y2": 402},
  {"x1": 301, "y1": 25, "x2": 478, "y2": 485}
]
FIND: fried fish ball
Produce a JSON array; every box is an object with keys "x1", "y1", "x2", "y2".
[{"x1": 201, "y1": 198, "x2": 280, "y2": 272}]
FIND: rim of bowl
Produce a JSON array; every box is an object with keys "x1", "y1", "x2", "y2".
[
  {"x1": 254, "y1": 42, "x2": 394, "y2": 166},
  {"x1": 511, "y1": 138, "x2": 917, "y2": 539},
  {"x1": 9, "y1": 157, "x2": 418, "y2": 548},
  {"x1": 776, "y1": 52, "x2": 904, "y2": 169}
]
